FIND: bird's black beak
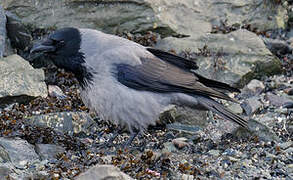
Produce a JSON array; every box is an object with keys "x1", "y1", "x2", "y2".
[{"x1": 30, "y1": 39, "x2": 56, "y2": 54}]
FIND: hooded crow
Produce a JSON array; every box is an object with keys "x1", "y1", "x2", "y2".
[{"x1": 30, "y1": 27, "x2": 248, "y2": 137}]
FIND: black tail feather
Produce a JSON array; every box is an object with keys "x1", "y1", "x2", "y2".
[
  {"x1": 195, "y1": 73, "x2": 241, "y2": 93},
  {"x1": 198, "y1": 97, "x2": 248, "y2": 128}
]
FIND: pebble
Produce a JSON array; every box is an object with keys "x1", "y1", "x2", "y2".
[
  {"x1": 284, "y1": 147, "x2": 293, "y2": 154},
  {"x1": 172, "y1": 137, "x2": 189, "y2": 149},
  {"x1": 48, "y1": 85, "x2": 67, "y2": 99},
  {"x1": 279, "y1": 141, "x2": 293, "y2": 149},
  {"x1": 208, "y1": 150, "x2": 221, "y2": 156},
  {"x1": 241, "y1": 97, "x2": 262, "y2": 115}
]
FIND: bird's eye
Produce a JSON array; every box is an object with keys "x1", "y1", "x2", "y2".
[
  {"x1": 59, "y1": 40, "x2": 65, "y2": 45},
  {"x1": 56, "y1": 40, "x2": 65, "y2": 48}
]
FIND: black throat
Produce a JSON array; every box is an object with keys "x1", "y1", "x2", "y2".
[{"x1": 52, "y1": 52, "x2": 94, "y2": 89}]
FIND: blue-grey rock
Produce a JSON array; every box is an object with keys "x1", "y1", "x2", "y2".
[
  {"x1": 76, "y1": 165, "x2": 133, "y2": 180},
  {"x1": 0, "y1": 5, "x2": 6, "y2": 58},
  {"x1": 35, "y1": 144, "x2": 66, "y2": 160},
  {"x1": 241, "y1": 97, "x2": 262, "y2": 116},
  {"x1": 265, "y1": 92, "x2": 293, "y2": 108},
  {"x1": 241, "y1": 79, "x2": 265, "y2": 98},
  {"x1": 27, "y1": 112, "x2": 96, "y2": 136},
  {"x1": 0, "y1": 137, "x2": 40, "y2": 169},
  {"x1": 0, "y1": 55, "x2": 48, "y2": 107}
]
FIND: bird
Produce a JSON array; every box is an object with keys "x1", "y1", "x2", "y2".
[{"x1": 30, "y1": 27, "x2": 248, "y2": 144}]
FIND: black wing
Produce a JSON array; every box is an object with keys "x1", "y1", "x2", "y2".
[
  {"x1": 146, "y1": 48, "x2": 199, "y2": 71},
  {"x1": 147, "y1": 48, "x2": 240, "y2": 93},
  {"x1": 117, "y1": 55, "x2": 235, "y2": 102},
  {"x1": 116, "y1": 54, "x2": 248, "y2": 128}
]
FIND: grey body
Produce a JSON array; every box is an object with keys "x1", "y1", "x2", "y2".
[
  {"x1": 79, "y1": 29, "x2": 199, "y2": 132},
  {"x1": 30, "y1": 27, "x2": 248, "y2": 133}
]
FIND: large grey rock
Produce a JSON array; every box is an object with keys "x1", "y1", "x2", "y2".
[
  {"x1": 159, "y1": 106, "x2": 208, "y2": 128},
  {"x1": 75, "y1": 165, "x2": 133, "y2": 180},
  {"x1": 156, "y1": 29, "x2": 282, "y2": 87},
  {"x1": 241, "y1": 97, "x2": 262, "y2": 116},
  {"x1": 2, "y1": 0, "x2": 287, "y2": 38},
  {"x1": 0, "y1": 137, "x2": 40, "y2": 169},
  {"x1": 2, "y1": 0, "x2": 175, "y2": 37},
  {"x1": 0, "y1": 5, "x2": 6, "y2": 58},
  {"x1": 148, "y1": 0, "x2": 287, "y2": 36},
  {"x1": 0, "y1": 54, "x2": 47, "y2": 107},
  {"x1": 27, "y1": 112, "x2": 96, "y2": 136},
  {"x1": 265, "y1": 92, "x2": 293, "y2": 108},
  {"x1": 35, "y1": 144, "x2": 65, "y2": 160},
  {"x1": 241, "y1": 79, "x2": 265, "y2": 98}
]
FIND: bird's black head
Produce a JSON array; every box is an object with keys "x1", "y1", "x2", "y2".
[
  {"x1": 30, "y1": 27, "x2": 94, "y2": 88},
  {"x1": 31, "y1": 27, "x2": 81, "y2": 58}
]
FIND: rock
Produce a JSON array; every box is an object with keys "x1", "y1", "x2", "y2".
[
  {"x1": 150, "y1": 0, "x2": 287, "y2": 36},
  {"x1": 156, "y1": 30, "x2": 282, "y2": 87},
  {"x1": 166, "y1": 123, "x2": 201, "y2": 134},
  {"x1": 181, "y1": 174, "x2": 194, "y2": 180},
  {"x1": 241, "y1": 79, "x2": 265, "y2": 97},
  {"x1": 0, "y1": 137, "x2": 40, "y2": 169},
  {"x1": 5, "y1": 12, "x2": 32, "y2": 51},
  {"x1": 0, "y1": 54, "x2": 47, "y2": 107},
  {"x1": 27, "y1": 112, "x2": 96, "y2": 136},
  {"x1": 265, "y1": 92, "x2": 293, "y2": 108},
  {"x1": 35, "y1": 144, "x2": 66, "y2": 160},
  {"x1": 48, "y1": 85, "x2": 67, "y2": 99},
  {"x1": 162, "y1": 142, "x2": 177, "y2": 153},
  {"x1": 174, "y1": 107, "x2": 207, "y2": 128},
  {"x1": 285, "y1": 147, "x2": 293, "y2": 154},
  {"x1": 2, "y1": 0, "x2": 287, "y2": 38},
  {"x1": 234, "y1": 119, "x2": 280, "y2": 142},
  {"x1": 241, "y1": 97, "x2": 262, "y2": 116},
  {"x1": 208, "y1": 149, "x2": 221, "y2": 157},
  {"x1": 284, "y1": 88, "x2": 293, "y2": 96},
  {"x1": 278, "y1": 141, "x2": 293, "y2": 150},
  {"x1": 172, "y1": 137, "x2": 189, "y2": 149},
  {"x1": 75, "y1": 164, "x2": 133, "y2": 180},
  {"x1": 159, "y1": 106, "x2": 208, "y2": 129},
  {"x1": 261, "y1": 37, "x2": 292, "y2": 58},
  {"x1": 0, "y1": 5, "x2": 6, "y2": 58},
  {"x1": 227, "y1": 103, "x2": 243, "y2": 114},
  {"x1": 0, "y1": 164, "x2": 11, "y2": 179},
  {"x1": 4, "y1": 37, "x2": 15, "y2": 57},
  {"x1": 2, "y1": 0, "x2": 175, "y2": 37}
]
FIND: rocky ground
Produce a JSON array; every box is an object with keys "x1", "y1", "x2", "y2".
[{"x1": 0, "y1": 0, "x2": 293, "y2": 179}]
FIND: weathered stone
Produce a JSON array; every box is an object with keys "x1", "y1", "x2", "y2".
[
  {"x1": 0, "y1": 54, "x2": 47, "y2": 107},
  {"x1": 48, "y1": 85, "x2": 67, "y2": 99},
  {"x1": 228, "y1": 103, "x2": 243, "y2": 114},
  {"x1": 156, "y1": 30, "x2": 282, "y2": 87},
  {"x1": 158, "y1": 106, "x2": 207, "y2": 129},
  {"x1": 2, "y1": 0, "x2": 287, "y2": 38},
  {"x1": 2, "y1": 0, "x2": 175, "y2": 37},
  {"x1": 4, "y1": 37, "x2": 15, "y2": 57},
  {"x1": 242, "y1": 79, "x2": 265, "y2": 97},
  {"x1": 265, "y1": 92, "x2": 293, "y2": 108},
  {"x1": 0, "y1": 137, "x2": 40, "y2": 169},
  {"x1": 172, "y1": 137, "x2": 189, "y2": 149},
  {"x1": 75, "y1": 165, "x2": 133, "y2": 180},
  {"x1": 27, "y1": 112, "x2": 96, "y2": 136},
  {"x1": 35, "y1": 144, "x2": 66, "y2": 160},
  {"x1": 241, "y1": 97, "x2": 262, "y2": 116},
  {"x1": 234, "y1": 119, "x2": 280, "y2": 142},
  {"x1": 0, "y1": 5, "x2": 6, "y2": 58}
]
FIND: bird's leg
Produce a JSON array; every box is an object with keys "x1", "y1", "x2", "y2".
[
  {"x1": 124, "y1": 130, "x2": 140, "y2": 147},
  {"x1": 98, "y1": 127, "x2": 121, "y2": 148}
]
